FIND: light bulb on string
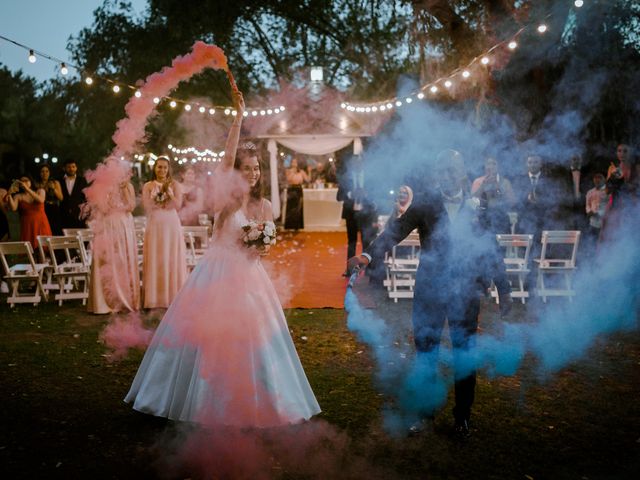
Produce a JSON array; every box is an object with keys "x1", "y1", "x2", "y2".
[
  {"x1": 231, "y1": 110, "x2": 237, "y2": 116},
  {"x1": 260, "y1": 110, "x2": 266, "y2": 116},
  {"x1": 224, "y1": 108, "x2": 231, "y2": 115},
  {"x1": 537, "y1": 24, "x2": 548, "y2": 33},
  {"x1": 430, "y1": 85, "x2": 438, "y2": 93},
  {"x1": 208, "y1": 108, "x2": 215, "y2": 115},
  {"x1": 184, "y1": 104, "x2": 191, "y2": 111},
  {"x1": 85, "y1": 76, "x2": 93, "y2": 85},
  {"x1": 372, "y1": 105, "x2": 378, "y2": 111},
  {"x1": 252, "y1": 111, "x2": 258, "y2": 116},
  {"x1": 395, "y1": 101, "x2": 402, "y2": 107},
  {"x1": 380, "y1": 105, "x2": 386, "y2": 111},
  {"x1": 28, "y1": 50, "x2": 36, "y2": 63},
  {"x1": 199, "y1": 106, "x2": 205, "y2": 113},
  {"x1": 274, "y1": 108, "x2": 281, "y2": 113},
  {"x1": 405, "y1": 98, "x2": 413, "y2": 104},
  {"x1": 481, "y1": 56, "x2": 490, "y2": 65},
  {"x1": 169, "y1": 100, "x2": 177, "y2": 108},
  {"x1": 243, "y1": 111, "x2": 249, "y2": 117},
  {"x1": 153, "y1": 97, "x2": 160, "y2": 104},
  {"x1": 574, "y1": 0, "x2": 584, "y2": 7},
  {"x1": 444, "y1": 80, "x2": 452, "y2": 89},
  {"x1": 134, "y1": 90, "x2": 142, "y2": 98},
  {"x1": 508, "y1": 40, "x2": 518, "y2": 50},
  {"x1": 112, "y1": 85, "x2": 120, "y2": 93},
  {"x1": 60, "y1": 63, "x2": 68, "y2": 75},
  {"x1": 267, "y1": 109, "x2": 273, "y2": 115},
  {"x1": 462, "y1": 70, "x2": 470, "y2": 79},
  {"x1": 417, "y1": 92, "x2": 425, "y2": 99}
]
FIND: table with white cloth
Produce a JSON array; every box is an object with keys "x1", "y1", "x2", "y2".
[{"x1": 302, "y1": 188, "x2": 345, "y2": 231}]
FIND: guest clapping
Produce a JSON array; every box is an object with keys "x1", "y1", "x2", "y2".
[
  {"x1": 471, "y1": 157, "x2": 515, "y2": 233},
  {"x1": 142, "y1": 157, "x2": 187, "y2": 308},
  {"x1": 36, "y1": 165, "x2": 63, "y2": 235},
  {"x1": 60, "y1": 160, "x2": 88, "y2": 229}
]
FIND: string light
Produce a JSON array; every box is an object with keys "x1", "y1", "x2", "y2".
[
  {"x1": 574, "y1": 0, "x2": 584, "y2": 7},
  {"x1": 169, "y1": 100, "x2": 177, "y2": 108},
  {"x1": 481, "y1": 56, "x2": 490, "y2": 65},
  {"x1": 537, "y1": 24, "x2": 548, "y2": 33},
  {"x1": 462, "y1": 70, "x2": 471, "y2": 78},
  {"x1": 508, "y1": 40, "x2": 518, "y2": 49},
  {"x1": 1, "y1": 34, "x2": 287, "y2": 118},
  {"x1": 134, "y1": 90, "x2": 142, "y2": 98},
  {"x1": 224, "y1": 108, "x2": 231, "y2": 115},
  {"x1": 430, "y1": 85, "x2": 438, "y2": 94},
  {"x1": 444, "y1": 80, "x2": 453, "y2": 89}
]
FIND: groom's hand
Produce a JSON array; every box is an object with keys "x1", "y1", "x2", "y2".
[{"x1": 347, "y1": 255, "x2": 369, "y2": 272}]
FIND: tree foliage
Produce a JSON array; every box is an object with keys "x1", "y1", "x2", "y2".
[{"x1": 1, "y1": 0, "x2": 639, "y2": 173}]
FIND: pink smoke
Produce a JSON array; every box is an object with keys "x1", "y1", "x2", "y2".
[
  {"x1": 99, "y1": 312, "x2": 153, "y2": 361},
  {"x1": 155, "y1": 420, "x2": 388, "y2": 479}
]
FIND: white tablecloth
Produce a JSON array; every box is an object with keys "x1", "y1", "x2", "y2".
[{"x1": 303, "y1": 188, "x2": 345, "y2": 231}]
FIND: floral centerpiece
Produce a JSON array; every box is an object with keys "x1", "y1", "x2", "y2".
[{"x1": 241, "y1": 220, "x2": 277, "y2": 254}]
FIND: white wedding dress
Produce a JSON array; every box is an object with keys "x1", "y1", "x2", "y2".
[{"x1": 125, "y1": 191, "x2": 320, "y2": 427}]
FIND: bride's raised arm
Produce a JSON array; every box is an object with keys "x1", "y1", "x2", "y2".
[{"x1": 221, "y1": 89, "x2": 245, "y2": 172}]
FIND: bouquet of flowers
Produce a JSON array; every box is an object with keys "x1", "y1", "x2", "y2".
[
  {"x1": 241, "y1": 220, "x2": 277, "y2": 254},
  {"x1": 154, "y1": 183, "x2": 172, "y2": 206}
]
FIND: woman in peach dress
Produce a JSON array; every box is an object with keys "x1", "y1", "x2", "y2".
[
  {"x1": 142, "y1": 158, "x2": 187, "y2": 308},
  {"x1": 88, "y1": 181, "x2": 140, "y2": 314}
]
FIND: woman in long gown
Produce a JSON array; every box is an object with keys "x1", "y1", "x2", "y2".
[
  {"x1": 284, "y1": 158, "x2": 308, "y2": 230},
  {"x1": 6, "y1": 175, "x2": 52, "y2": 248},
  {"x1": 35, "y1": 165, "x2": 63, "y2": 235},
  {"x1": 88, "y1": 181, "x2": 140, "y2": 314},
  {"x1": 142, "y1": 158, "x2": 187, "y2": 308},
  {"x1": 126, "y1": 90, "x2": 320, "y2": 427}
]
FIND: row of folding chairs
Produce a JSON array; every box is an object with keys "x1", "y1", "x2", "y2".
[
  {"x1": 383, "y1": 230, "x2": 581, "y2": 304},
  {"x1": 0, "y1": 231, "x2": 92, "y2": 308}
]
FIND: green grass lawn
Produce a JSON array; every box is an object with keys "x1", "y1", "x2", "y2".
[{"x1": 0, "y1": 300, "x2": 639, "y2": 479}]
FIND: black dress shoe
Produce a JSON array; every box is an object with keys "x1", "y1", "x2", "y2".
[{"x1": 453, "y1": 419, "x2": 471, "y2": 439}]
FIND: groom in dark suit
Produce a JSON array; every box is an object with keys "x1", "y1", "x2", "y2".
[
  {"x1": 59, "y1": 159, "x2": 88, "y2": 229},
  {"x1": 349, "y1": 150, "x2": 511, "y2": 437}
]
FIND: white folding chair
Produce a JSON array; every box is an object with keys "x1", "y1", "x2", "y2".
[
  {"x1": 383, "y1": 230, "x2": 420, "y2": 303},
  {"x1": 182, "y1": 226, "x2": 210, "y2": 272},
  {"x1": 46, "y1": 236, "x2": 91, "y2": 306},
  {"x1": 493, "y1": 234, "x2": 533, "y2": 304},
  {"x1": 35, "y1": 234, "x2": 60, "y2": 294},
  {"x1": 0, "y1": 242, "x2": 48, "y2": 307},
  {"x1": 63, "y1": 228, "x2": 94, "y2": 264},
  {"x1": 534, "y1": 230, "x2": 580, "y2": 302}
]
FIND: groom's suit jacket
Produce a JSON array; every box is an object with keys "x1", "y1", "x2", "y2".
[
  {"x1": 365, "y1": 189, "x2": 509, "y2": 304},
  {"x1": 60, "y1": 175, "x2": 88, "y2": 229}
]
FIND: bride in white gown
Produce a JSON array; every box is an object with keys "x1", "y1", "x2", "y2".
[{"x1": 125, "y1": 90, "x2": 320, "y2": 427}]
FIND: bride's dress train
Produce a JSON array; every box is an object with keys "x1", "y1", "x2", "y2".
[{"x1": 125, "y1": 203, "x2": 320, "y2": 427}]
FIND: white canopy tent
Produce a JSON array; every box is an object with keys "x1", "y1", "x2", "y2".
[{"x1": 259, "y1": 135, "x2": 364, "y2": 218}]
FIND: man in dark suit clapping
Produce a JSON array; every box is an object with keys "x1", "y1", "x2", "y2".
[{"x1": 60, "y1": 159, "x2": 88, "y2": 229}]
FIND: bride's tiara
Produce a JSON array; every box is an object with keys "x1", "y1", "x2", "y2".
[{"x1": 240, "y1": 141, "x2": 257, "y2": 151}]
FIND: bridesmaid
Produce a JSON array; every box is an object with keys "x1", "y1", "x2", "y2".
[
  {"x1": 88, "y1": 181, "x2": 141, "y2": 314},
  {"x1": 178, "y1": 166, "x2": 204, "y2": 225},
  {"x1": 142, "y1": 157, "x2": 187, "y2": 308},
  {"x1": 6, "y1": 174, "x2": 52, "y2": 249},
  {"x1": 35, "y1": 165, "x2": 63, "y2": 235}
]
